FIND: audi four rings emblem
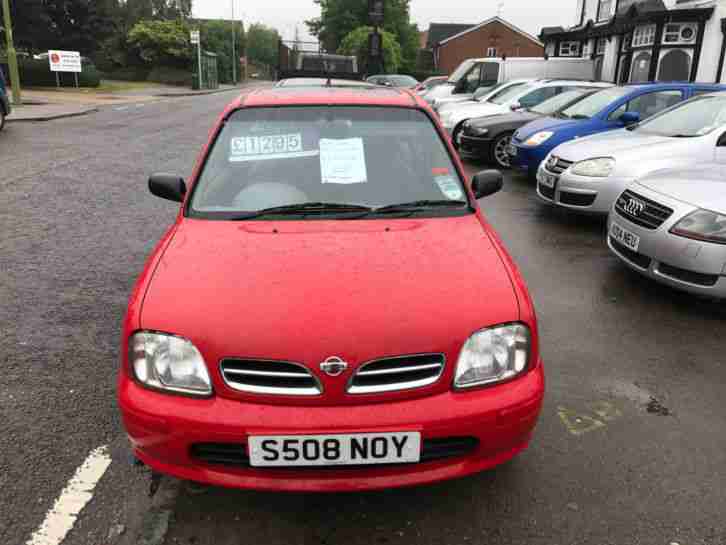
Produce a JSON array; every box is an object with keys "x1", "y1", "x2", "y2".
[
  {"x1": 624, "y1": 198, "x2": 646, "y2": 216},
  {"x1": 320, "y1": 356, "x2": 348, "y2": 377}
]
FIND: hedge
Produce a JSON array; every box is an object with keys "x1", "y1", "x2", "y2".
[
  {"x1": 147, "y1": 66, "x2": 192, "y2": 86},
  {"x1": 98, "y1": 66, "x2": 151, "y2": 82},
  {"x1": 18, "y1": 58, "x2": 100, "y2": 87}
]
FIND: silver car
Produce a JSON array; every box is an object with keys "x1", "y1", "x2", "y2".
[
  {"x1": 538, "y1": 93, "x2": 726, "y2": 214},
  {"x1": 607, "y1": 165, "x2": 726, "y2": 298}
]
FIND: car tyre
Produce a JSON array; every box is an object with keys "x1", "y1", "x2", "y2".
[
  {"x1": 451, "y1": 121, "x2": 467, "y2": 151},
  {"x1": 490, "y1": 131, "x2": 513, "y2": 169}
]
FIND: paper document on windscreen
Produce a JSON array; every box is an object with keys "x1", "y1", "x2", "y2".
[{"x1": 319, "y1": 138, "x2": 368, "y2": 184}]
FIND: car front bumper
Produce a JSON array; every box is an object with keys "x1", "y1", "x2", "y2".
[
  {"x1": 458, "y1": 134, "x2": 493, "y2": 158},
  {"x1": 120, "y1": 363, "x2": 544, "y2": 492},
  {"x1": 606, "y1": 188, "x2": 726, "y2": 297},
  {"x1": 510, "y1": 143, "x2": 548, "y2": 176},
  {"x1": 536, "y1": 163, "x2": 633, "y2": 214}
]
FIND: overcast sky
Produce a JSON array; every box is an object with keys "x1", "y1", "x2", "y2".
[{"x1": 193, "y1": 0, "x2": 578, "y2": 41}]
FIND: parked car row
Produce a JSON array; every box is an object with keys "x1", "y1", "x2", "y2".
[{"x1": 433, "y1": 77, "x2": 726, "y2": 298}]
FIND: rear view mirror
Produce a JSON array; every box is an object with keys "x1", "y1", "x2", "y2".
[
  {"x1": 149, "y1": 173, "x2": 186, "y2": 203},
  {"x1": 472, "y1": 170, "x2": 504, "y2": 199},
  {"x1": 619, "y1": 111, "x2": 640, "y2": 126}
]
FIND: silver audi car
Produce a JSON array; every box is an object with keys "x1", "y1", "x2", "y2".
[
  {"x1": 607, "y1": 165, "x2": 726, "y2": 297},
  {"x1": 538, "y1": 92, "x2": 726, "y2": 214}
]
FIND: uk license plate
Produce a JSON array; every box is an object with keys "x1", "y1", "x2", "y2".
[
  {"x1": 610, "y1": 223, "x2": 641, "y2": 252},
  {"x1": 248, "y1": 432, "x2": 421, "y2": 467}
]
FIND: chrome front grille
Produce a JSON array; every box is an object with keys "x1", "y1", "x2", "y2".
[
  {"x1": 615, "y1": 190, "x2": 674, "y2": 230},
  {"x1": 544, "y1": 155, "x2": 573, "y2": 175},
  {"x1": 348, "y1": 354, "x2": 445, "y2": 395},
  {"x1": 220, "y1": 359, "x2": 322, "y2": 396}
]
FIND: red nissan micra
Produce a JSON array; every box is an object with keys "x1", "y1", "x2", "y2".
[{"x1": 118, "y1": 84, "x2": 545, "y2": 492}]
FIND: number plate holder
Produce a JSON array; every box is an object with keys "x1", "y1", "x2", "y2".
[{"x1": 248, "y1": 432, "x2": 421, "y2": 467}]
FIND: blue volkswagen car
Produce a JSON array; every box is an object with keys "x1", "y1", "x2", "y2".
[
  {"x1": 509, "y1": 82, "x2": 726, "y2": 178},
  {"x1": 0, "y1": 67, "x2": 11, "y2": 131}
]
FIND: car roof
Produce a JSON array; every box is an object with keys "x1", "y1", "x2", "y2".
[
  {"x1": 277, "y1": 78, "x2": 373, "y2": 88},
  {"x1": 624, "y1": 81, "x2": 726, "y2": 90},
  {"x1": 233, "y1": 86, "x2": 421, "y2": 110}
]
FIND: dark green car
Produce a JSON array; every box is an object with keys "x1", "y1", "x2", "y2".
[{"x1": 0, "y1": 67, "x2": 11, "y2": 131}]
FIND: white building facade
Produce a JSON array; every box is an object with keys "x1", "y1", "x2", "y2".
[{"x1": 541, "y1": 0, "x2": 726, "y2": 84}]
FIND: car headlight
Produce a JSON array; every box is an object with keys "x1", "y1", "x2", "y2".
[
  {"x1": 570, "y1": 157, "x2": 615, "y2": 177},
  {"x1": 670, "y1": 209, "x2": 726, "y2": 245},
  {"x1": 524, "y1": 131, "x2": 553, "y2": 146},
  {"x1": 129, "y1": 331, "x2": 213, "y2": 396},
  {"x1": 454, "y1": 323, "x2": 531, "y2": 389}
]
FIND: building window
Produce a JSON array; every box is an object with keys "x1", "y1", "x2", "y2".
[
  {"x1": 546, "y1": 42, "x2": 555, "y2": 57},
  {"x1": 630, "y1": 51, "x2": 652, "y2": 83},
  {"x1": 662, "y1": 23, "x2": 698, "y2": 45},
  {"x1": 582, "y1": 40, "x2": 592, "y2": 58},
  {"x1": 632, "y1": 24, "x2": 656, "y2": 47},
  {"x1": 596, "y1": 38, "x2": 607, "y2": 55},
  {"x1": 598, "y1": 0, "x2": 613, "y2": 22},
  {"x1": 594, "y1": 57, "x2": 604, "y2": 80},
  {"x1": 621, "y1": 33, "x2": 632, "y2": 52},
  {"x1": 486, "y1": 47, "x2": 498, "y2": 58},
  {"x1": 657, "y1": 49, "x2": 692, "y2": 81},
  {"x1": 559, "y1": 41, "x2": 580, "y2": 57}
]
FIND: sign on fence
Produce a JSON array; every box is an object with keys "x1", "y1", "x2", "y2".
[{"x1": 48, "y1": 50, "x2": 82, "y2": 73}]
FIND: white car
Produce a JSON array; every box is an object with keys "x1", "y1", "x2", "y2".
[
  {"x1": 434, "y1": 79, "x2": 532, "y2": 115},
  {"x1": 440, "y1": 80, "x2": 612, "y2": 143},
  {"x1": 537, "y1": 92, "x2": 726, "y2": 214}
]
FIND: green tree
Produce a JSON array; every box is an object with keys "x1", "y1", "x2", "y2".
[
  {"x1": 246, "y1": 23, "x2": 279, "y2": 68},
  {"x1": 198, "y1": 19, "x2": 246, "y2": 84},
  {"x1": 338, "y1": 26, "x2": 402, "y2": 74},
  {"x1": 127, "y1": 18, "x2": 191, "y2": 67},
  {"x1": 306, "y1": 0, "x2": 418, "y2": 74}
]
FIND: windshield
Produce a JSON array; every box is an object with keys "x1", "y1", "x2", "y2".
[
  {"x1": 488, "y1": 83, "x2": 536, "y2": 106},
  {"x1": 635, "y1": 95, "x2": 726, "y2": 137},
  {"x1": 530, "y1": 89, "x2": 590, "y2": 115},
  {"x1": 560, "y1": 87, "x2": 630, "y2": 119},
  {"x1": 474, "y1": 81, "x2": 508, "y2": 101},
  {"x1": 190, "y1": 107, "x2": 469, "y2": 218},
  {"x1": 449, "y1": 60, "x2": 476, "y2": 83},
  {"x1": 389, "y1": 75, "x2": 418, "y2": 87}
]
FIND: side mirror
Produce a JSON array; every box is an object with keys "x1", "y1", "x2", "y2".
[
  {"x1": 472, "y1": 170, "x2": 504, "y2": 199},
  {"x1": 619, "y1": 111, "x2": 640, "y2": 126},
  {"x1": 149, "y1": 173, "x2": 186, "y2": 203},
  {"x1": 510, "y1": 102, "x2": 522, "y2": 111},
  {"x1": 384, "y1": 81, "x2": 393, "y2": 87}
]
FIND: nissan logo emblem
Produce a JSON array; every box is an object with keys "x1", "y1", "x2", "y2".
[
  {"x1": 320, "y1": 356, "x2": 348, "y2": 377},
  {"x1": 624, "y1": 197, "x2": 646, "y2": 216}
]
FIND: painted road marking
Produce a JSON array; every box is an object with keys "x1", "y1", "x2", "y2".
[
  {"x1": 25, "y1": 445, "x2": 112, "y2": 545},
  {"x1": 558, "y1": 401, "x2": 622, "y2": 437}
]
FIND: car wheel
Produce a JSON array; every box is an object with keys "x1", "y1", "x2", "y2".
[
  {"x1": 451, "y1": 122, "x2": 466, "y2": 151},
  {"x1": 491, "y1": 132, "x2": 513, "y2": 169}
]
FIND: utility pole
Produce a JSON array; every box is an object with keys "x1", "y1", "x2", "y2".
[
  {"x1": 230, "y1": 0, "x2": 237, "y2": 85},
  {"x1": 2, "y1": 0, "x2": 22, "y2": 105}
]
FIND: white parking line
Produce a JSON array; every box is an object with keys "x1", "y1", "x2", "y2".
[{"x1": 25, "y1": 445, "x2": 112, "y2": 545}]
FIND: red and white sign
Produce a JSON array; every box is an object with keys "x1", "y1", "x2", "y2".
[{"x1": 48, "y1": 50, "x2": 82, "y2": 73}]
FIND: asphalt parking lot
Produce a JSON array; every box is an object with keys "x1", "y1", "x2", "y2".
[{"x1": 1, "y1": 91, "x2": 725, "y2": 545}]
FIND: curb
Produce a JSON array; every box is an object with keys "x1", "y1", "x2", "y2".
[
  {"x1": 151, "y1": 87, "x2": 242, "y2": 98},
  {"x1": 7, "y1": 107, "x2": 99, "y2": 123}
]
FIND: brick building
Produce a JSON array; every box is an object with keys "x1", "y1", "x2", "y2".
[{"x1": 429, "y1": 17, "x2": 545, "y2": 74}]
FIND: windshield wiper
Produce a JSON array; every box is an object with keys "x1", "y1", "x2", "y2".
[
  {"x1": 230, "y1": 202, "x2": 373, "y2": 220},
  {"x1": 369, "y1": 199, "x2": 468, "y2": 215},
  {"x1": 669, "y1": 134, "x2": 698, "y2": 138},
  {"x1": 569, "y1": 114, "x2": 590, "y2": 120}
]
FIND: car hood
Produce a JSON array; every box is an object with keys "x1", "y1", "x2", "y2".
[
  {"x1": 635, "y1": 165, "x2": 726, "y2": 211},
  {"x1": 142, "y1": 216, "x2": 519, "y2": 375},
  {"x1": 425, "y1": 83, "x2": 455, "y2": 101},
  {"x1": 470, "y1": 111, "x2": 540, "y2": 129},
  {"x1": 551, "y1": 130, "x2": 684, "y2": 162}
]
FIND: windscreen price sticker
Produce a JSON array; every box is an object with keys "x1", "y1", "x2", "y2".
[{"x1": 229, "y1": 134, "x2": 317, "y2": 162}]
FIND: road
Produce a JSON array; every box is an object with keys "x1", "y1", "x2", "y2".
[{"x1": 1, "y1": 91, "x2": 725, "y2": 545}]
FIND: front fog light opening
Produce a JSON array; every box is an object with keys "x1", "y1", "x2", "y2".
[
  {"x1": 454, "y1": 324, "x2": 531, "y2": 389},
  {"x1": 130, "y1": 331, "x2": 213, "y2": 396}
]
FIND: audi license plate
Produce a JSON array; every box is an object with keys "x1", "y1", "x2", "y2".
[
  {"x1": 537, "y1": 170, "x2": 557, "y2": 189},
  {"x1": 610, "y1": 223, "x2": 640, "y2": 252},
  {"x1": 248, "y1": 432, "x2": 421, "y2": 467}
]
